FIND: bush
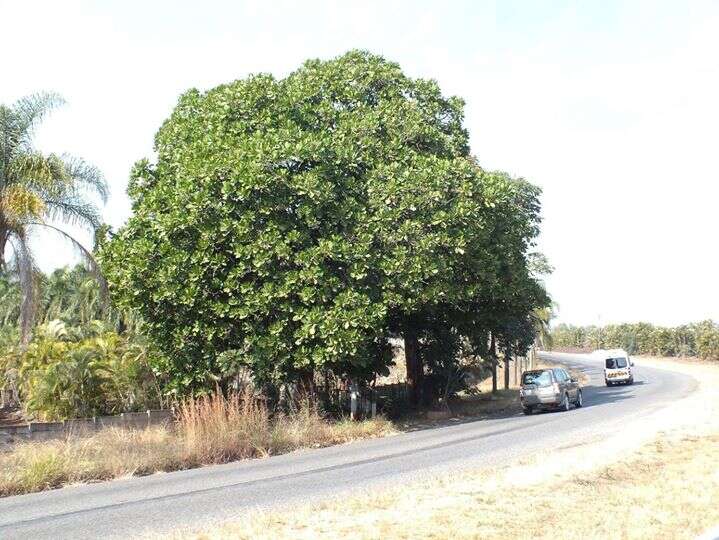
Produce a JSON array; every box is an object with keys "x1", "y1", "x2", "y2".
[{"x1": 12, "y1": 320, "x2": 163, "y2": 420}]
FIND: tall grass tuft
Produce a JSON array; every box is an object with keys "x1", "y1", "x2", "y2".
[
  {"x1": 177, "y1": 390, "x2": 272, "y2": 464},
  {"x1": 0, "y1": 391, "x2": 395, "y2": 497}
]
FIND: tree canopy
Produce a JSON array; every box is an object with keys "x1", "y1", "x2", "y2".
[{"x1": 99, "y1": 51, "x2": 549, "y2": 397}]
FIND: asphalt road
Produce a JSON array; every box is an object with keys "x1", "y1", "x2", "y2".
[{"x1": 0, "y1": 353, "x2": 697, "y2": 539}]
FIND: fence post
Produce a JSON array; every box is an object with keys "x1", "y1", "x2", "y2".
[{"x1": 350, "y1": 380, "x2": 358, "y2": 421}]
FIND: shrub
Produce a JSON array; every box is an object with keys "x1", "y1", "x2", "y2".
[{"x1": 13, "y1": 320, "x2": 163, "y2": 420}]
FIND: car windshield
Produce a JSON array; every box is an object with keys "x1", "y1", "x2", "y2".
[
  {"x1": 522, "y1": 370, "x2": 552, "y2": 386},
  {"x1": 605, "y1": 357, "x2": 628, "y2": 369}
]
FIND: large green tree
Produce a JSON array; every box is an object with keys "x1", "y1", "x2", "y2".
[
  {"x1": 0, "y1": 93, "x2": 108, "y2": 340},
  {"x1": 100, "y1": 51, "x2": 547, "y2": 396}
]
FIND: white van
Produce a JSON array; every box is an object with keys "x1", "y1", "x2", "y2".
[{"x1": 598, "y1": 349, "x2": 634, "y2": 386}]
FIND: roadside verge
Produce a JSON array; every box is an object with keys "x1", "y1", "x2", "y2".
[{"x1": 167, "y1": 356, "x2": 719, "y2": 540}]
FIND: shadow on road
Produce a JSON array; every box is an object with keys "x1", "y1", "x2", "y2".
[
  {"x1": 528, "y1": 381, "x2": 642, "y2": 415},
  {"x1": 578, "y1": 381, "x2": 644, "y2": 409}
]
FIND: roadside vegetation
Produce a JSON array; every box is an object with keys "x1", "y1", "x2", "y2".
[
  {"x1": 0, "y1": 391, "x2": 394, "y2": 497},
  {"x1": 1, "y1": 268, "x2": 163, "y2": 420},
  {"x1": 2, "y1": 361, "x2": 579, "y2": 497},
  {"x1": 96, "y1": 50, "x2": 551, "y2": 408},
  {"x1": 551, "y1": 321, "x2": 719, "y2": 359}
]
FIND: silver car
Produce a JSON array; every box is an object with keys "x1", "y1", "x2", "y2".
[{"x1": 519, "y1": 368, "x2": 583, "y2": 415}]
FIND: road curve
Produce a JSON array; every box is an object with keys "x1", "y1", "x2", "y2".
[{"x1": 0, "y1": 353, "x2": 697, "y2": 539}]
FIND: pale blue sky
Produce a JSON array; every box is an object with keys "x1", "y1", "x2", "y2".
[{"x1": 2, "y1": 0, "x2": 718, "y2": 326}]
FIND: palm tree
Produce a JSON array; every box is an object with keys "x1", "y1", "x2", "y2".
[
  {"x1": 532, "y1": 304, "x2": 555, "y2": 351},
  {"x1": 0, "y1": 92, "x2": 108, "y2": 341}
]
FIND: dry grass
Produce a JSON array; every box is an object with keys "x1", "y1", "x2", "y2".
[
  {"x1": 177, "y1": 431, "x2": 719, "y2": 540},
  {"x1": 0, "y1": 392, "x2": 394, "y2": 497}
]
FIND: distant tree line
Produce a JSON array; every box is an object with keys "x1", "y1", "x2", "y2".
[{"x1": 550, "y1": 321, "x2": 719, "y2": 360}]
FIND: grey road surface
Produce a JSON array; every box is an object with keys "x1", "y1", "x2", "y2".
[{"x1": 0, "y1": 353, "x2": 697, "y2": 539}]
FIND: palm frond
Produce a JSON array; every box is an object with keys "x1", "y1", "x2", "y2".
[
  {"x1": 61, "y1": 155, "x2": 108, "y2": 203},
  {"x1": 7, "y1": 152, "x2": 69, "y2": 188},
  {"x1": 26, "y1": 155, "x2": 108, "y2": 231},
  {"x1": 42, "y1": 192, "x2": 103, "y2": 230},
  {"x1": 13, "y1": 92, "x2": 65, "y2": 149},
  {"x1": 26, "y1": 221, "x2": 109, "y2": 307}
]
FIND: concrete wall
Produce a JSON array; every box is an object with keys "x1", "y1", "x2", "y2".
[{"x1": 0, "y1": 409, "x2": 174, "y2": 446}]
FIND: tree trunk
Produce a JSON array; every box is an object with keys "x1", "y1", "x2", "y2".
[
  {"x1": 490, "y1": 333, "x2": 497, "y2": 394},
  {"x1": 504, "y1": 353, "x2": 510, "y2": 390},
  {"x1": 117, "y1": 315, "x2": 127, "y2": 335},
  {"x1": 299, "y1": 370, "x2": 315, "y2": 399},
  {"x1": 0, "y1": 226, "x2": 8, "y2": 270},
  {"x1": 404, "y1": 327, "x2": 423, "y2": 408}
]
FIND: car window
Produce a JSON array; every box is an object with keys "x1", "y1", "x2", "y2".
[
  {"x1": 606, "y1": 357, "x2": 627, "y2": 369},
  {"x1": 553, "y1": 368, "x2": 567, "y2": 382},
  {"x1": 522, "y1": 370, "x2": 552, "y2": 386},
  {"x1": 562, "y1": 369, "x2": 572, "y2": 381}
]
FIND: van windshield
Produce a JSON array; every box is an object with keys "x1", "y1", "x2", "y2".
[
  {"x1": 606, "y1": 357, "x2": 628, "y2": 369},
  {"x1": 522, "y1": 370, "x2": 552, "y2": 387}
]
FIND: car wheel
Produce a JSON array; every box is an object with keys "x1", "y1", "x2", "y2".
[
  {"x1": 562, "y1": 393, "x2": 570, "y2": 412},
  {"x1": 575, "y1": 390, "x2": 583, "y2": 408},
  {"x1": 605, "y1": 380, "x2": 612, "y2": 387},
  {"x1": 522, "y1": 406, "x2": 533, "y2": 415},
  {"x1": 628, "y1": 377, "x2": 634, "y2": 385}
]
